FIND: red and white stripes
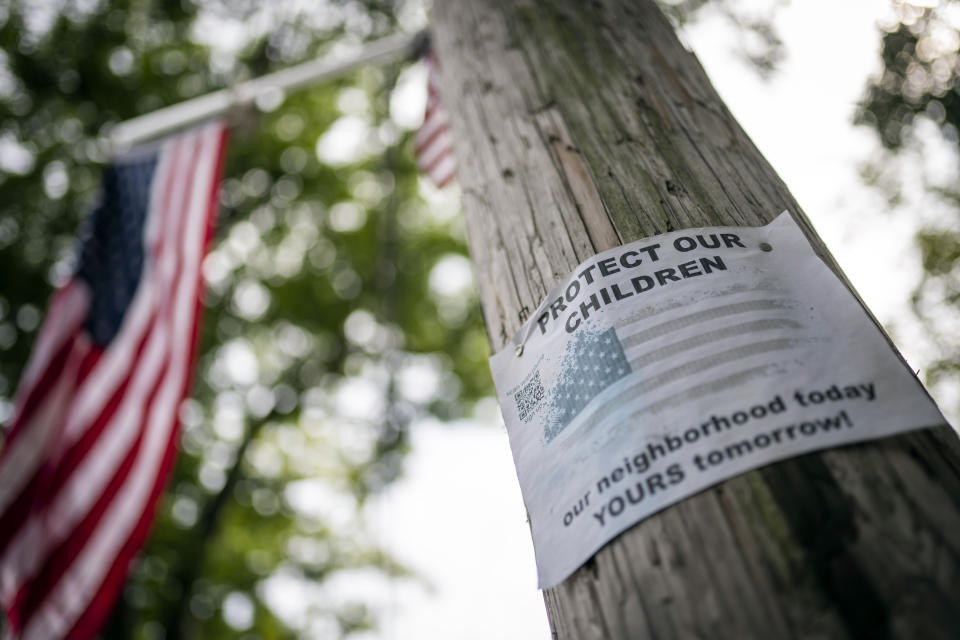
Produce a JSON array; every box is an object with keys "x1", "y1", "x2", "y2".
[
  {"x1": 414, "y1": 55, "x2": 457, "y2": 188},
  {"x1": 0, "y1": 122, "x2": 227, "y2": 640}
]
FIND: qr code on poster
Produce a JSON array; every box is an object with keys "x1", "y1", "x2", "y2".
[{"x1": 515, "y1": 371, "x2": 545, "y2": 422}]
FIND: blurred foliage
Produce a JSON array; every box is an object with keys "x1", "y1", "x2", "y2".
[
  {"x1": 855, "y1": 0, "x2": 960, "y2": 401},
  {"x1": 0, "y1": 0, "x2": 492, "y2": 638},
  {"x1": 660, "y1": 0, "x2": 788, "y2": 78}
]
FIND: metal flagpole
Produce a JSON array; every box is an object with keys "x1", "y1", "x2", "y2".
[{"x1": 108, "y1": 30, "x2": 427, "y2": 150}]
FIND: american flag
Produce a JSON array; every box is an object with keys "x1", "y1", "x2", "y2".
[
  {"x1": 0, "y1": 122, "x2": 227, "y2": 639},
  {"x1": 414, "y1": 54, "x2": 457, "y2": 188},
  {"x1": 544, "y1": 328, "x2": 632, "y2": 443}
]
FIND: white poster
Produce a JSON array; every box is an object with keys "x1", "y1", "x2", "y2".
[{"x1": 489, "y1": 212, "x2": 948, "y2": 589}]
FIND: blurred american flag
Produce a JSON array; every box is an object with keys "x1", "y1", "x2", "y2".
[
  {"x1": 0, "y1": 122, "x2": 227, "y2": 640},
  {"x1": 415, "y1": 54, "x2": 457, "y2": 188}
]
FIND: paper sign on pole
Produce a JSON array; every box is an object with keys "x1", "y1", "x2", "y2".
[{"x1": 489, "y1": 212, "x2": 948, "y2": 589}]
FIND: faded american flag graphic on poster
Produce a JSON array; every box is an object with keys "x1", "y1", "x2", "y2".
[
  {"x1": 490, "y1": 212, "x2": 948, "y2": 589},
  {"x1": 542, "y1": 328, "x2": 631, "y2": 443}
]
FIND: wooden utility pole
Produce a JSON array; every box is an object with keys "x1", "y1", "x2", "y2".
[{"x1": 431, "y1": 1, "x2": 960, "y2": 638}]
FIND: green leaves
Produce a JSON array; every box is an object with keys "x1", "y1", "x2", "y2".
[{"x1": 855, "y1": 2, "x2": 960, "y2": 416}]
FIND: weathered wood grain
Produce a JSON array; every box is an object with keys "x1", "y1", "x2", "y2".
[{"x1": 431, "y1": 1, "x2": 960, "y2": 638}]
